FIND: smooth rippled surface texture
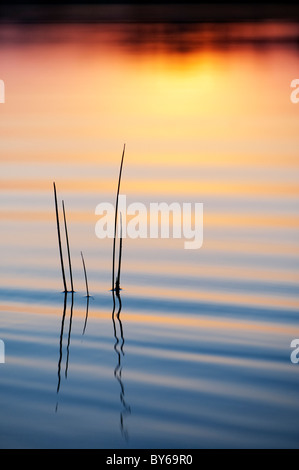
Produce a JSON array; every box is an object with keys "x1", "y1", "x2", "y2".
[{"x1": 0, "y1": 22, "x2": 299, "y2": 449}]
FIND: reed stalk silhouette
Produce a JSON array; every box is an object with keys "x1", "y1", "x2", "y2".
[
  {"x1": 81, "y1": 251, "x2": 90, "y2": 335},
  {"x1": 112, "y1": 144, "x2": 125, "y2": 291},
  {"x1": 62, "y1": 200, "x2": 74, "y2": 293},
  {"x1": 53, "y1": 182, "x2": 67, "y2": 293},
  {"x1": 115, "y1": 212, "x2": 123, "y2": 293}
]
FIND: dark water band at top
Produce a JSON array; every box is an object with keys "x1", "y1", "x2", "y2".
[{"x1": 1, "y1": 4, "x2": 299, "y2": 24}]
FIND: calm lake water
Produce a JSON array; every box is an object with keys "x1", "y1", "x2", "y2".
[{"x1": 0, "y1": 21, "x2": 299, "y2": 449}]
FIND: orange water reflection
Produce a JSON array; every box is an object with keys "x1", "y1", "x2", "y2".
[{"x1": 1, "y1": 24, "x2": 298, "y2": 168}]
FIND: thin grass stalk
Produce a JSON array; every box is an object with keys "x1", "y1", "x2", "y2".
[
  {"x1": 115, "y1": 212, "x2": 123, "y2": 292},
  {"x1": 112, "y1": 144, "x2": 126, "y2": 291},
  {"x1": 81, "y1": 251, "x2": 89, "y2": 297},
  {"x1": 53, "y1": 182, "x2": 67, "y2": 292},
  {"x1": 62, "y1": 200, "x2": 74, "y2": 292}
]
